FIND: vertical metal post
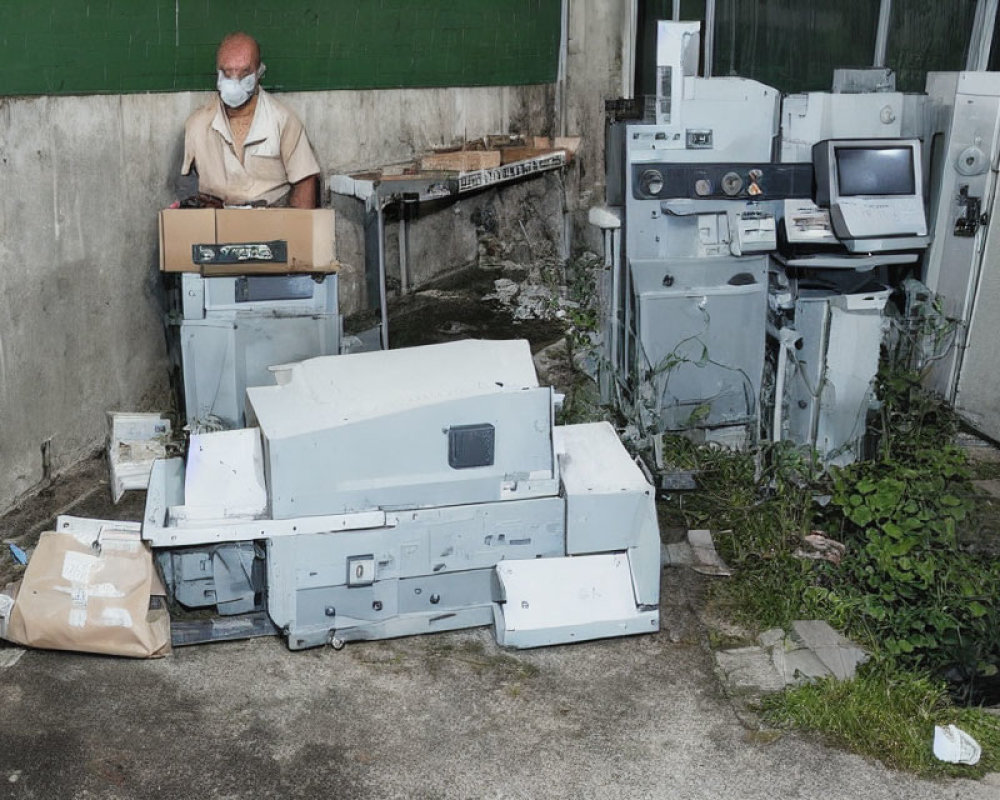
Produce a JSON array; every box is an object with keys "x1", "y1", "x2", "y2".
[
  {"x1": 967, "y1": 0, "x2": 999, "y2": 71},
  {"x1": 623, "y1": 0, "x2": 638, "y2": 98},
  {"x1": 873, "y1": 0, "x2": 891, "y2": 67},
  {"x1": 557, "y1": 0, "x2": 569, "y2": 137},
  {"x1": 704, "y1": 0, "x2": 716, "y2": 78},
  {"x1": 377, "y1": 205, "x2": 389, "y2": 350},
  {"x1": 672, "y1": 0, "x2": 681, "y2": 21},
  {"x1": 609, "y1": 228, "x2": 622, "y2": 382},
  {"x1": 397, "y1": 216, "x2": 409, "y2": 296}
]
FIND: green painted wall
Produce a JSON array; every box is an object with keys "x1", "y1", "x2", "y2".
[{"x1": 0, "y1": 0, "x2": 562, "y2": 96}]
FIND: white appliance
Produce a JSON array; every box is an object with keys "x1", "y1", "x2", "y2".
[{"x1": 921, "y1": 72, "x2": 1000, "y2": 441}]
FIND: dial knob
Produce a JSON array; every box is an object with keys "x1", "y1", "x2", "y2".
[
  {"x1": 694, "y1": 178, "x2": 713, "y2": 196},
  {"x1": 640, "y1": 169, "x2": 665, "y2": 196},
  {"x1": 721, "y1": 171, "x2": 743, "y2": 196}
]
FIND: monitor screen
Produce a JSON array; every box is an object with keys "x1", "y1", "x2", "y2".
[{"x1": 835, "y1": 146, "x2": 915, "y2": 196}]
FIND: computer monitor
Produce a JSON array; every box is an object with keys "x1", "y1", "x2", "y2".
[{"x1": 813, "y1": 138, "x2": 928, "y2": 253}]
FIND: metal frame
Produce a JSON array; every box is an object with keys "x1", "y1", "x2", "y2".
[
  {"x1": 558, "y1": 0, "x2": 569, "y2": 138},
  {"x1": 142, "y1": 459, "x2": 389, "y2": 548},
  {"x1": 624, "y1": 0, "x2": 639, "y2": 98},
  {"x1": 639, "y1": 0, "x2": 998, "y2": 93},
  {"x1": 704, "y1": 0, "x2": 715, "y2": 78},
  {"x1": 874, "y1": 0, "x2": 891, "y2": 67},
  {"x1": 968, "y1": 0, "x2": 999, "y2": 71}
]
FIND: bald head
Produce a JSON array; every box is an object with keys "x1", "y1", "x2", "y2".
[{"x1": 216, "y1": 32, "x2": 261, "y2": 79}]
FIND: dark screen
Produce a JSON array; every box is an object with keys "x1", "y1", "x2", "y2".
[{"x1": 836, "y1": 147, "x2": 916, "y2": 196}]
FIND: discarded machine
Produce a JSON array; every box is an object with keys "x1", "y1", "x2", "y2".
[
  {"x1": 603, "y1": 20, "x2": 780, "y2": 448},
  {"x1": 143, "y1": 338, "x2": 661, "y2": 650},
  {"x1": 598, "y1": 21, "x2": 932, "y2": 467}
]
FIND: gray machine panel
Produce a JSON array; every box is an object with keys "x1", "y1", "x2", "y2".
[
  {"x1": 922, "y1": 72, "x2": 1000, "y2": 402},
  {"x1": 179, "y1": 271, "x2": 342, "y2": 429},
  {"x1": 180, "y1": 313, "x2": 342, "y2": 429},
  {"x1": 267, "y1": 495, "x2": 565, "y2": 648},
  {"x1": 602, "y1": 26, "x2": 781, "y2": 438},
  {"x1": 248, "y1": 340, "x2": 557, "y2": 518},
  {"x1": 181, "y1": 272, "x2": 338, "y2": 319},
  {"x1": 784, "y1": 282, "x2": 890, "y2": 466},
  {"x1": 557, "y1": 422, "x2": 660, "y2": 607},
  {"x1": 629, "y1": 256, "x2": 767, "y2": 430},
  {"x1": 784, "y1": 291, "x2": 828, "y2": 449},
  {"x1": 147, "y1": 341, "x2": 662, "y2": 652}
]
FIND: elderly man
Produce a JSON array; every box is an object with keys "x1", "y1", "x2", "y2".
[{"x1": 182, "y1": 32, "x2": 320, "y2": 208}]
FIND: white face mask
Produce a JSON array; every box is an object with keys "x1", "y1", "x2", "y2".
[{"x1": 217, "y1": 65, "x2": 264, "y2": 108}]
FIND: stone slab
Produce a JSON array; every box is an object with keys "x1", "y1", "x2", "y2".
[
  {"x1": 715, "y1": 646, "x2": 788, "y2": 693},
  {"x1": 973, "y1": 479, "x2": 1000, "y2": 499},
  {"x1": 790, "y1": 619, "x2": 868, "y2": 681}
]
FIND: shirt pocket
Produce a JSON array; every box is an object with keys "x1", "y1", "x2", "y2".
[{"x1": 248, "y1": 152, "x2": 287, "y2": 184}]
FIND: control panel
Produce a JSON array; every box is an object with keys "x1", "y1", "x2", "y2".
[{"x1": 631, "y1": 163, "x2": 813, "y2": 201}]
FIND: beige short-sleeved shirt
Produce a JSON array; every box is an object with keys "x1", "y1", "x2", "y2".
[{"x1": 182, "y1": 88, "x2": 320, "y2": 206}]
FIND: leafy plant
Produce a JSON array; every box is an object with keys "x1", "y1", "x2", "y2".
[
  {"x1": 657, "y1": 356, "x2": 1000, "y2": 773},
  {"x1": 664, "y1": 363, "x2": 1000, "y2": 684},
  {"x1": 808, "y1": 367, "x2": 1000, "y2": 680},
  {"x1": 665, "y1": 438, "x2": 826, "y2": 630}
]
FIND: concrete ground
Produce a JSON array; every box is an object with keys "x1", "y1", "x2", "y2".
[{"x1": 1, "y1": 461, "x2": 997, "y2": 800}]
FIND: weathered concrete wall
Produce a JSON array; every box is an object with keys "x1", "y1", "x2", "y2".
[
  {"x1": 563, "y1": 0, "x2": 630, "y2": 253},
  {"x1": 0, "y1": 85, "x2": 555, "y2": 513},
  {"x1": 329, "y1": 0, "x2": 631, "y2": 303},
  {"x1": 333, "y1": 169, "x2": 567, "y2": 307},
  {"x1": 0, "y1": 94, "x2": 184, "y2": 515}
]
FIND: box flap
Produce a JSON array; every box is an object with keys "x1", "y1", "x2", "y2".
[{"x1": 159, "y1": 208, "x2": 216, "y2": 272}]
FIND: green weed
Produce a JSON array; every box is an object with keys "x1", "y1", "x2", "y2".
[
  {"x1": 763, "y1": 663, "x2": 1000, "y2": 777},
  {"x1": 660, "y1": 363, "x2": 1000, "y2": 773}
]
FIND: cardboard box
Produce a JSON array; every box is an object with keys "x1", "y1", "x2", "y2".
[
  {"x1": 418, "y1": 150, "x2": 502, "y2": 172},
  {"x1": 159, "y1": 208, "x2": 338, "y2": 274},
  {"x1": 160, "y1": 208, "x2": 215, "y2": 272},
  {"x1": 499, "y1": 145, "x2": 558, "y2": 165}
]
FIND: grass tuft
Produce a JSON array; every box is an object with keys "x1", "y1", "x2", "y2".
[{"x1": 762, "y1": 664, "x2": 1000, "y2": 777}]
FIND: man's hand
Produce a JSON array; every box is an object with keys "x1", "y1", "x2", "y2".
[{"x1": 288, "y1": 175, "x2": 318, "y2": 209}]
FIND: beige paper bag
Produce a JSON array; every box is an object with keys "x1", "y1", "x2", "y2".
[{"x1": 3, "y1": 528, "x2": 170, "y2": 658}]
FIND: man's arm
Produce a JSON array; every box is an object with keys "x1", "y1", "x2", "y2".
[{"x1": 288, "y1": 174, "x2": 318, "y2": 209}]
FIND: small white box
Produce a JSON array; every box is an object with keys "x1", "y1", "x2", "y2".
[{"x1": 107, "y1": 413, "x2": 172, "y2": 503}]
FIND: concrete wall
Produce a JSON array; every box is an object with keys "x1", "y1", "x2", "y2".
[
  {"x1": 563, "y1": 0, "x2": 630, "y2": 253},
  {"x1": 0, "y1": 1, "x2": 629, "y2": 513}
]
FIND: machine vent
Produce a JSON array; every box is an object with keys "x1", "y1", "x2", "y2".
[{"x1": 448, "y1": 424, "x2": 495, "y2": 469}]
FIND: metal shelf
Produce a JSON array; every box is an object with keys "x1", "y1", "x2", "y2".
[
  {"x1": 327, "y1": 150, "x2": 570, "y2": 349},
  {"x1": 330, "y1": 150, "x2": 567, "y2": 211}
]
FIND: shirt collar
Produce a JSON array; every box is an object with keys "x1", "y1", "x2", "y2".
[
  {"x1": 243, "y1": 88, "x2": 272, "y2": 147},
  {"x1": 209, "y1": 88, "x2": 271, "y2": 146}
]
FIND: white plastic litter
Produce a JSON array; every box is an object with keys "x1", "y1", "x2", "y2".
[{"x1": 933, "y1": 724, "x2": 982, "y2": 765}]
